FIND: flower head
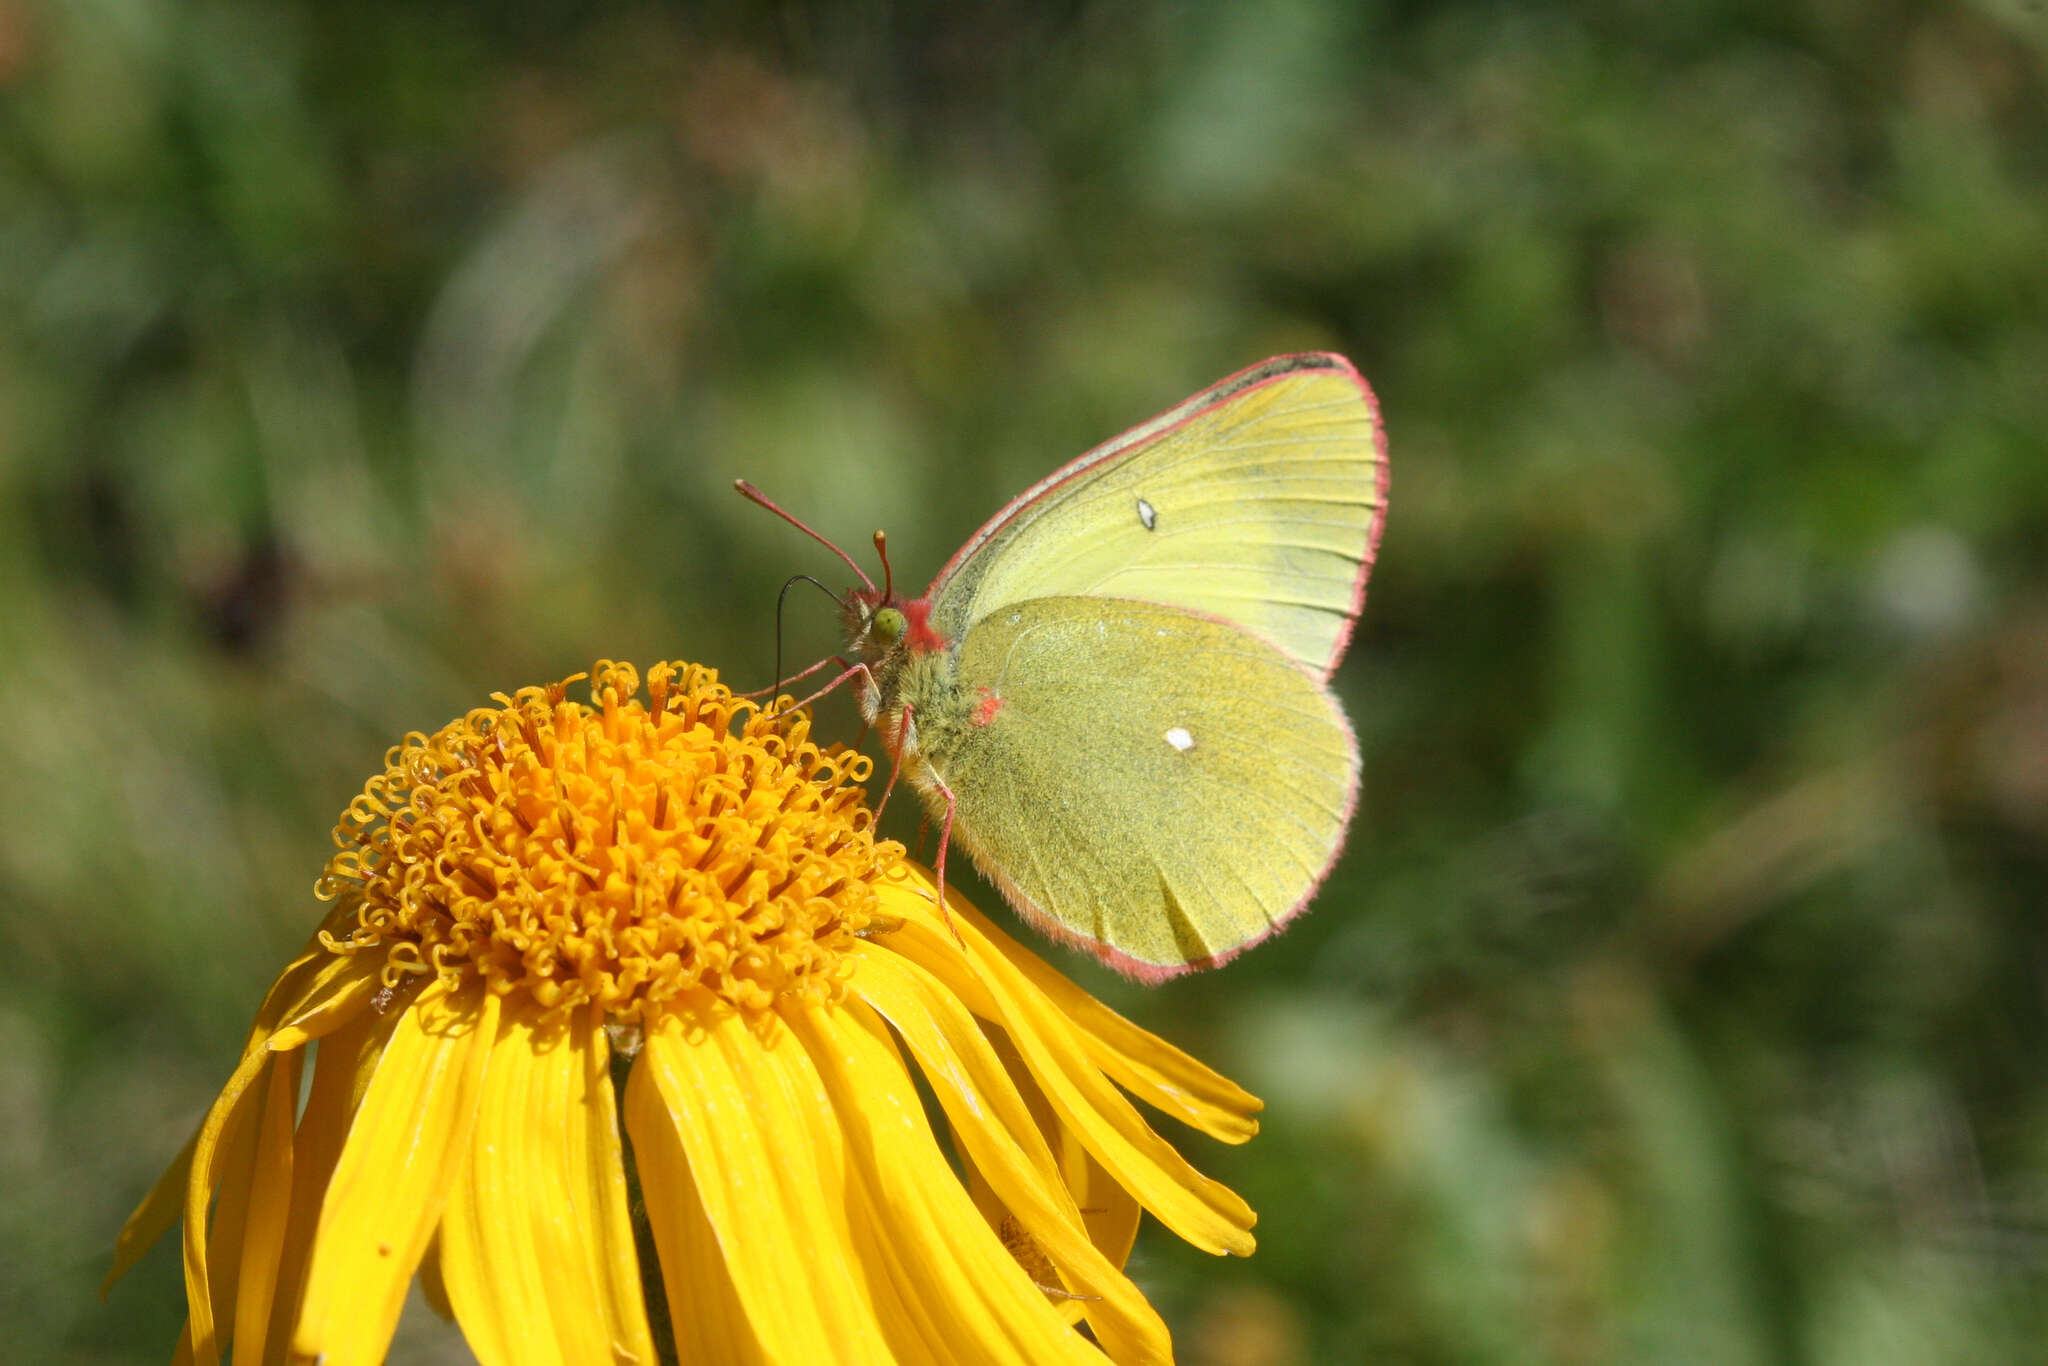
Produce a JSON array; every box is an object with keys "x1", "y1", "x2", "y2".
[{"x1": 106, "y1": 660, "x2": 1261, "y2": 1366}]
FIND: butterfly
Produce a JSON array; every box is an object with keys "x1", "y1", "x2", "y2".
[{"x1": 741, "y1": 352, "x2": 1387, "y2": 980}]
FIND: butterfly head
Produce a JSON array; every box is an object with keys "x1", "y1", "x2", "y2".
[
  {"x1": 844, "y1": 590, "x2": 945, "y2": 663},
  {"x1": 843, "y1": 590, "x2": 899, "y2": 661}
]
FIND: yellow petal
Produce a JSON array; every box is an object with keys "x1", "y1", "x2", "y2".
[
  {"x1": 187, "y1": 1055, "x2": 297, "y2": 1366},
  {"x1": 628, "y1": 1003, "x2": 896, "y2": 1366},
  {"x1": 848, "y1": 944, "x2": 1172, "y2": 1364},
  {"x1": 416, "y1": 1234, "x2": 453, "y2": 1322},
  {"x1": 957, "y1": 1137, "x2": 1141, "y2": 1335},
  {"x1": 262, "y1": 954, "x2": 383, "y2": 1054},
  {"x1": 848, "y1": 946, "x2": 1065, "y2": 1185},
  {"x1": 237, "y1": 908, "x2": 376, "y2": 1057},
  {"x1": 262, "y1": 999, "x2": 406, "y2": 1363},
  {"x1": 757, "y1": 1019, "x2": 944, "y2": 1366},
  {"x1": 1061, "y1": 1139, "x2": 1144, "y2": 1280},
  {"x1": 562, "y1": 1010, "x2": 661, "y2": 1363},
  {"x1": 437, "y1": 1000, "x2": 657, "y2": 1366},
  {"x1": 105, "y1": 948, "x2": 383, "y2": 1304},
  {"x1": 229, "y1": 1050, "x2": 301, "y2": 1366},
  {"x1": 992, "y1": 1036, "x2": 1147, "y2": 1284},
  {"x1": 873, "y1": 883, "x2": 1256, "y2": 1257},
  {"x1": 292, "y1": 979, "x2": 498, "y2": 1366},
  {"x1": 181, "y1": 1046, "x2": 270, "y2": 1366},
  {"x1": 621, "y1": 1056, "x2": 769, "y2": 1366},
  {"x1": 786, "y1": 1002, "x2": 1111, "y2": 1366},
  {"x1": 958, "y1": 897, "x2": 1262, "y2": 1143}
]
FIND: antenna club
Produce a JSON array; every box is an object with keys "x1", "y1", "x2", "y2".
[{"x1": 873, "y1": 529, "x2": 895, "y2": 602}]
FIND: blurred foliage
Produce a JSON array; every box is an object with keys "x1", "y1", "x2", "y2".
[{"x1": 3, "y1": 0, "x2": 2046, "y2": 1362}]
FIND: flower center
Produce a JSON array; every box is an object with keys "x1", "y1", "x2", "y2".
[{"x1": 317, "y1": 660, "x2": 897, "y2": 1017}]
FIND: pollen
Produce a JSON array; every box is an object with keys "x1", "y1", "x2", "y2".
[{"x1": 315, "y1": 660, "x2": 899, "y2": 1018}]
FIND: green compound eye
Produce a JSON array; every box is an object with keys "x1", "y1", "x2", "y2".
[{"x1": 870, "y1": 606, "x2": 907, "y2": 645}]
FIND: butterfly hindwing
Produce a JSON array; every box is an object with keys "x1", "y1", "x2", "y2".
[{"x1": 907, "y1": 595, "x2": 1358, "y2": 979}]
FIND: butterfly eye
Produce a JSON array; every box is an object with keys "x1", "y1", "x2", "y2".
[{"x1": 871, "y1": 606, "x2": 908, "y2": 645}]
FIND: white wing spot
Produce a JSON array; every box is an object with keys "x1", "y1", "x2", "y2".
[
  {"x1": 1165, "y1": 726, "x2": 1195, "y2": 752},
  {"x1": 1136, "y1": 496, "x2": 1158, "y2": 531}
]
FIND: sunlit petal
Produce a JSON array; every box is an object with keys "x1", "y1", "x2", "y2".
[
  {"x1": 180, "y1": 1047, "x2": 267, "y2": 1366},
  {"x1": 234, "y1": 906, "x2": 373, "y2": 1057},
  {"x1": 849, "y1": 943, "x2": 1171, "y2": 1362},
  {"x1": 877, "y1": 880, "x2": 1257, "y2": 1256},
  {"x1": 622, "y1": 1052, "x2": 769, "y2": 1366},
  {"x1": 119, "y1": 661, "x2": 1262, "y2": 1366},
  {"x1": 262, "y1": 999, "x2": 405, "y2": 1363},
  {"x1": 438, "y1": 999, "x2": 656, "y2": 1366},
  {"x1": 563, "y1": 1012, "x2": 659, "y2": 1363},
  {"x1": 292, "y1": 980, "x2": 498, "y2": 1366},
  {"x1": 106, "y1": 947, "x2": 382, "y2": 1305},
  {"x1": 633, "y1": 1003, "x2": 896, "y2": 1365},
  {"x1": 416, "y1": 1234, "x2": 454, "y2": 1322},
  {"x1": 789, "y1": 1002, "x2": 1111, "y2": 1366},
  {"x1": 989, "y1": 1034, "x2": 1148, "y2": 1289},
  {"x1": 227, "y1": 1051, "x2": 300, "y2": 1366},
  {"x1": 961, "y1": 903, "x2": 1262, "y2": 1143}
]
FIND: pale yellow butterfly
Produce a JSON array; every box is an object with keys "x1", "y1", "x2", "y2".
[{"x1": 742, "y1": 353, "x2": 1387, "y2": 979}]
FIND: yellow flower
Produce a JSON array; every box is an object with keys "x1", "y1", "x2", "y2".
[{"x1": 105, "y1": 660, "x2": 1261, "y2": 1366}]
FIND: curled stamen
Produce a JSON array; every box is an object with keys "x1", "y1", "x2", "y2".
[{"x1": 317, "y1": 661, "x2": 899, "y2": 1019}]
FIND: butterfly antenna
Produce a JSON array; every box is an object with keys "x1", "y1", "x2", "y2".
[
  {"x1": 873, "y1": 529, "x2": 895, "y2": 602},
  {"x1": 766, "y1": 574, "x2": 845, "y2": 710},
  {"x1": 733, "y1": 480, "x2": 877, "y2": 594}
]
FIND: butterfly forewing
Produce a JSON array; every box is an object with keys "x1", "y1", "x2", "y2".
[
  {"x1": 927, "y1": 354, "x2": 1386, "y2": 680},
  {"x1": 911, "y1": 596, "x2": 1358, "y2": 979}
]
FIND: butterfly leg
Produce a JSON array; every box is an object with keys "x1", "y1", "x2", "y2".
[
  {"x1": 871, "y1": 741, "x2": 906, "y2": 823},
  {"x1": 870, "y1": 685, "x2": 915, "y2": 823},
  {"x1": 735, "y1": 652, "x2": 843, "y2": 703},
  {"x1": 927, "y1": 767, "x2": 965, "y2": 947},
  {"x1": 877, "y1": 700, "x2": 964, "y2": 945},
  {"x1": 776, "y1": 659, "x2": 874, "y2": 716}
]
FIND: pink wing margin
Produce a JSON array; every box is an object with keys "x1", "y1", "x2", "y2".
[{"x1": 924, "y1": 351, "x2": 1391, "y2": 681}]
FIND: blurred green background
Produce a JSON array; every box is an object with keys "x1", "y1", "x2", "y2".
[{"x1": 6, "y1": 1, "x2": 2047, "y2": 1362}]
